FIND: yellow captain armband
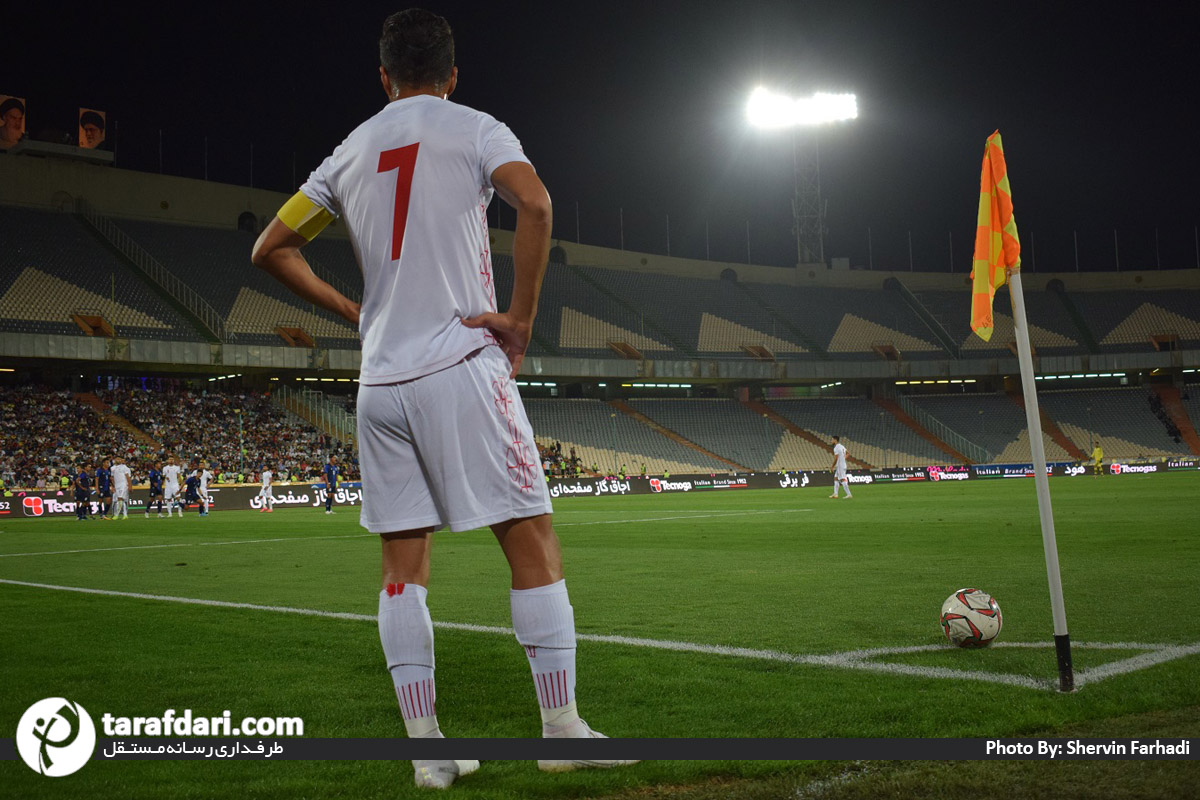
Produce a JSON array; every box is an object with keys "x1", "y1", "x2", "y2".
[{"x1": 277, "y1": 192, "x2": 335, "y2": 241}]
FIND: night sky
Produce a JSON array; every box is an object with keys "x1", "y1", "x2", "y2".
[{"x1": 8, "y1": 1, "x2": 1198, "y2": 272}]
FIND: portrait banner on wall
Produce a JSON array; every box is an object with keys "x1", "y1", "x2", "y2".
[
  {"x1": 0, "y1": 94, "x2": 27, "y2": 150},
  {"x1": 79, "y1": 107, "x2": 107, "y2": 149}
]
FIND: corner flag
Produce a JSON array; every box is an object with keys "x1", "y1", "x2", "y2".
[
  {"x1": 970, "y1": 130, "x2": 1021, "y2": 341},
  {"x1": 969, "y1": 130, "x2": 1074, "y2": 692}
]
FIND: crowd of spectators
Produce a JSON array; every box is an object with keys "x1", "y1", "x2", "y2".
[
  {"x1": 539, "y1": 441, "x2": 587, "y2": 478},
  {"x1": 0, "y1": 385, "x2": 156, "y2": 489},
  {"x1": 96, "y1": 385, "x2": 359, "y2": 484},
  {"x1": 0, "y1": 383, "x2": 358, "y2": 489}
]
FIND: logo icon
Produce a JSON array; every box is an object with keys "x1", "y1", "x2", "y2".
[
  {"x1": 22, "y1": 496, "x2": 45, "y2": 516},
  {"x1": 16, "y1": 698, "x2": 96, "y2": 776}
]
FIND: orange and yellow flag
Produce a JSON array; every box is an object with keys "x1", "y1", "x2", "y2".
[{"x1": 970, "y1": 130, "x2": 1021, "y2": 341}]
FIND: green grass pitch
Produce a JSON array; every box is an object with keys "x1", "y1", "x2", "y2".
[{"x1": 1, "y1": 474, "x2": 1197, "y2": 798}]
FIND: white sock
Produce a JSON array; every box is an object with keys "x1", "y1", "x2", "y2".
[
  {"x1": 379, "y1": 583, "x2": 441, "y2": 738},
  {"x1": 202, "y1": 496, "x2": 209, "y2": 512},
  {"x1": 511, "y1": 579, "x2": 579, "y2": 730}
]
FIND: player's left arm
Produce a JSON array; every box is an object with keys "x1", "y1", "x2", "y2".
[{"x1": 252, "y1": 194, "x2": 360, "y2": 325}]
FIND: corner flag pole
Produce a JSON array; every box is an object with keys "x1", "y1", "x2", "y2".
[
  {"x1": 971, "y1": 130, "x2": 1073, "y2": 692},
  {"x1": 1008, "y1": 268, "x2": 1074, "y2": 692}
]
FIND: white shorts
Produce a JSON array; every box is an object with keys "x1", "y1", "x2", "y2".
[
  {"x1": 835, "y1": 468, "x2": 847, "y2": 481},
  {"x1": 164, "y1": 485, "x2": 179, "y2": 500},
  {"x1": 113, "y1": 488, "x2": 130, "y2": 502},
  {"x1": 357, "y1": 346, "x2": 552, "y2": 534}
]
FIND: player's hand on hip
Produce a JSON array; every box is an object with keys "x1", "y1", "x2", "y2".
[{"x1": 461, "y1": 312, "x2": 531, "y2": 379}]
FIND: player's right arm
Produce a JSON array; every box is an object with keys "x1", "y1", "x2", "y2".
[
  {"x1": 462, "y1": 161, "x2": 551, "y2": 378},
  {"x1": 252, "y1": 193, "x2": 360, "y2": 325}
]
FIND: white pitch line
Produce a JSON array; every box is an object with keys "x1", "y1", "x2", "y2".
[
  {"x1": 1074, "y1": 643, "x2": 1200, "y2": 687},
  {"x1": 0, "y1": 509, "x2": 809, "y2": 559},
  {"x1": 2, "y1": 578, "x2": 1196, "y2": 691}
]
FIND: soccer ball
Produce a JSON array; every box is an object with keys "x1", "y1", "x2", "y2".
[{"x1": 940, "y1": 588, "x2": 1003, "y2": 648}]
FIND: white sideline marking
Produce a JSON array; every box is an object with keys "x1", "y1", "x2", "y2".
[
  {"x1": 0, "y1": 509, "x2": 808, "y2": 559},
  {"x1": 2, "y1": 578, "x2": 1196, "y2": 691}
]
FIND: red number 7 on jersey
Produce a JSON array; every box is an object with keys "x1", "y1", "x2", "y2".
[{"x1": 377, "y1": 143, "x2": 420, "y2": 261}]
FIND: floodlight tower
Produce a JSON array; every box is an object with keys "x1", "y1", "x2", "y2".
[{"x1": 747, "y1": 88, "x2": 857, "y2": 267}]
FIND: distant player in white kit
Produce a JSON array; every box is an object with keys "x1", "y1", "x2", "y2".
[
  {"x1": 259, "y1": 466, "x2": 275, "y2": 513},
  {"x1": 110, "y1": 456, "x2": 133, "y2": 519},
  {"x1": 197, "y1": 460, "x2": 213, "y2": 516},
  {"x1": 252, "y1": 8, "x2": 635, "y2": 789},
  {"x1": 162, "y1": 456, "x2": 183, "y2": 518},
  {"x1": 830, "y1": 435, "x2": 852, "y2": 499}
]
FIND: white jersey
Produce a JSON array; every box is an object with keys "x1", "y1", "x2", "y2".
[
  {"x1": 301, "y1": 95, "x2": 531, "y2": 385},
  {"x1": 110, "y1": 464, "x2": 132, "y2": 493},
  {"x1": 163, "y1": 464, "x2": 181, "y2": 488},
  {"x1": 261, "y1": 470, "x2": 272, "y2": 488},
  {"x1": 833, "y1": 442, "x2": 848, "y2": 473},
  {"x1": 199, "y1": 469, "x2": 212, "y2": 492}
]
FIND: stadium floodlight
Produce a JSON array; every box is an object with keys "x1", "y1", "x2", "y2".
[
  {"x1": 746, "y1": 87, "x2": 858, "y2": 266},
  {"x1": 746, "y1": 87, "x2": 857, "y2": 129}
]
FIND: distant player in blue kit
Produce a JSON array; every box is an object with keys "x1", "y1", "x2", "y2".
[
  {"x1": 74, "y1": 464, "x2": 92, "y2": 521},
  {"x1": 96, "y1": 459, "x2": 112, "y2": 519},
  {"x1": 146, "y1": 461, "x2": 165, "y2": 517},
  {"x1": 184, "y1": 470, "x2": 201, "y2": 513},
  {"x1": 324, "y1": 455, "x2": 339, "y2": 514}
]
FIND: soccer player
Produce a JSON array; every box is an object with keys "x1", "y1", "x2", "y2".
[
  {"x1": 323, "y1": 455, "x2": 339, "y2": 514},
  {"x1": 829, "y1": 435, "x2": 852, "y2": 499},
  {"x1": 162, "y1": 456, "x2": 183, "y2": 518},
  {"x1": 1091, "y1": 440, "x2": 1103, "y2": 478},
  {"x1": 146, "y1": 461, "x2": 165, "y2": 517},
  {"x1": 184, "y1": 468, "x2": 201, "y2": 514},
  {"x1": 197, "y1": 460, "x2": 214, "y2": 516},
  {"x1": 252, "y1": 9, "x2": 634, "y2": 788},
  {"x1": 259, "y1": 465, "x2": 275, "y2": 513},
  {"x1": 73, "y1": 464, "x2": 91, "y2": 521},
  {"x1": 96, "y1": 458, "x2": 112, "y2": 519},
  {"x1": 110, "y1": 456, "x2": 132, "y2": 520}
]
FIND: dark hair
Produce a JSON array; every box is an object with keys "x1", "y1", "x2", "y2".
[
  {"x1": 379, "y1": 9, "x2": 454, "y2": 90},
  {"x1": 0, "y1": 97, "x2": 24, "y2": 116},
  {"x1": 80, "y1": 110, "x2": 105, "y2": 130}
]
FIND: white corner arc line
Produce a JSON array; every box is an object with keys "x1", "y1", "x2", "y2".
[{"x1": 3, "y1": 578, "x2": 1197, "y2": 691}]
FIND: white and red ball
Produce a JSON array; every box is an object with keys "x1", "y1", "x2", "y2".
[{"x1": 940, "y1": 588, "x2": 1003, "y2": 648}]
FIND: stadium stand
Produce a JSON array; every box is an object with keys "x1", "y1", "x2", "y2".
[
  {"x1": 523, "y1": 398, "x2": 728, "y2": 475},
  {"x1": 626, "y1": 398, "x2": 787, "y2": 470},
  {"x1": 1184, "y1": 383, "x2": 1200, "y2": 441},
  {"x1": 741, "y1": 283, "x2": 944, "y2": 359},
  {"x1": 906, "y1": 392, "x2": 1075, "y2": 463},
  {"x1": 1037, "y1": 387, "x2": 1192, "y2": 459},
  {"x1": 113, "y1": 220, "x2": 359, "y2": 347},
  {"x1": 0, "y1": 207, "x2": 201, "y2": 341},
  {"x1": 1071, "y1": 290, "x2": 1200, "y2": 352},
  {"x1": 914, "y1": 287, "x2": 1082, "y2": 356},
  {"x1": 766, "y1": 397, "x2": 950, "y2": 467},
  {"x1": 577, "y1": 269, "x2": 814, "y2": 358}
]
